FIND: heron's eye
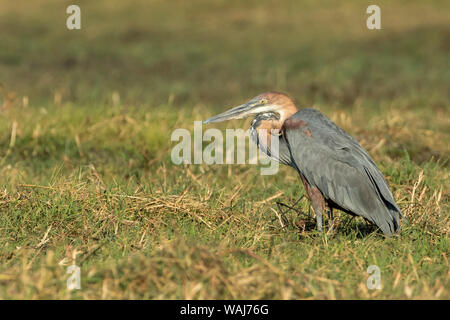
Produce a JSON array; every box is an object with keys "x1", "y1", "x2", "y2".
[{"x1": 259, "y1": 99, "x2": 268, "y2": 105}]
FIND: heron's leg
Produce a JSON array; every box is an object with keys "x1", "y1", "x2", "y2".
[
  {"x1": 299, "y1": 174, "x2": 325, "y2": 233},
  {"x1": 308, "y1": 191, "x2": 324, "y2": 233},
  {"x1": 313, "y1": 204, "x2": 323, "y2": 233}
]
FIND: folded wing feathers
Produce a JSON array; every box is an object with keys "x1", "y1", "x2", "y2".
[{"x1": 284, "y1": 109, "x2": 402, "y2": 236}]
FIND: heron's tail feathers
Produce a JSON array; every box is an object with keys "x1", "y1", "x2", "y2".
[
  {"x1": 363, "y1": 167, "x2": 403, "y2": 236},
  {"x1": 377, "y1": 202, "x2": 402, "y2": 236}
]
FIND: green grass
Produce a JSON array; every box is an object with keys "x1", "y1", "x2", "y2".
[{"x1": 0, "y1": 0, "x2": 449, "y2": 299}]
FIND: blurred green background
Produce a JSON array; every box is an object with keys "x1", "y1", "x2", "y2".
[
  {"x1": 1, "y1": 0, "x2": 448, "y2": 107},
  {"x1": 0, "y1": 0, "x2": 448, "y2": 299}
]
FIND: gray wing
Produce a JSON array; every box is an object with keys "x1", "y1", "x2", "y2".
[{"x1": 283, "y1": 109, "x2": 401, "y2": 236}]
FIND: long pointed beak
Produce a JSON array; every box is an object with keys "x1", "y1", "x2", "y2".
[{"x1": 203, "y1": 102, "x2": 254, "y2": 124}]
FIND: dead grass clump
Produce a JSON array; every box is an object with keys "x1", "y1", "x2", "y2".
[{"x1": 403, "y1": 170, "x2": 448, "y2": 236}]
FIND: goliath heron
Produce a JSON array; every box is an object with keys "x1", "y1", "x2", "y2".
[{"x1": 203, "y1": 92, "x2": 402, "y2": 236}]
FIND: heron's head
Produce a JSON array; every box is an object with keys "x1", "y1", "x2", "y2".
[{"x1": 203, "y1": 92, "x2": 298, "y2": 125}]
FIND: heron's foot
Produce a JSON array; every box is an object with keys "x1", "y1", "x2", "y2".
[
  {"x1": 316, "y1": 211, "x2": 323, "y2": 233},
  {"x1": 275, "y1": 196, "x2": 320, "y2": 232},
  {"x1": 275, "y1": 202, "x2": 289, "y2": 229},
  {"x1": 275, "y1": 195, "x2": 308, "y2": 226}
]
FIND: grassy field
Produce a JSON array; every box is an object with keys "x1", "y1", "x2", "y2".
[{"x1": 0, "y1": 0, "x2": 449, "y2": 299}]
